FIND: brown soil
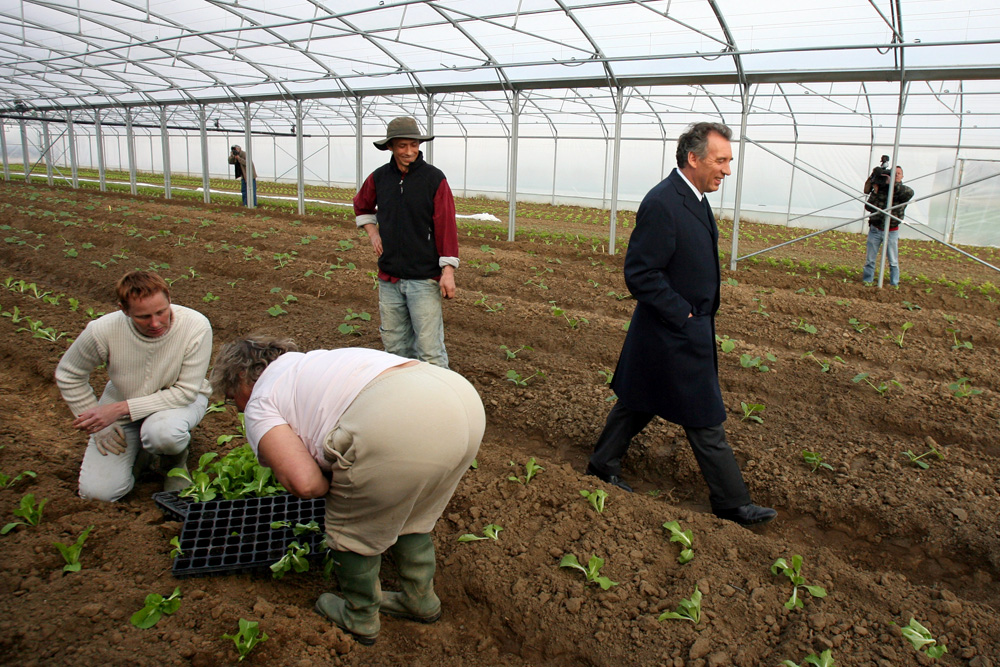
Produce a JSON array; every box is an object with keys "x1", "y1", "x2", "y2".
[{"x1": 0, "y1": 180, "x2": 998, "y2": 667}]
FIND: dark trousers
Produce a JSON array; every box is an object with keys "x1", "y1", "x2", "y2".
[{"x1": 589, "y1": 401, "x2": 751, "y2": 511}]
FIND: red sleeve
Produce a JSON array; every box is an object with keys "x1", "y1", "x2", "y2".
[
  {"x1": 353, "y1": 174, "x2": 377, "y2": 216},
  {"x1": 433, "y1": 179, "x2": 459, "y2": 260}
]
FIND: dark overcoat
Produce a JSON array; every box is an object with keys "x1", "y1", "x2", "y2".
[{"x1": 610, "y1": 169, "x2": 726, "y2": 428}]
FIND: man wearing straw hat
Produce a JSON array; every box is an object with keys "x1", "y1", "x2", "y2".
[{"x1": 354, "y1": 117, "x2": 459, "y2": 368}]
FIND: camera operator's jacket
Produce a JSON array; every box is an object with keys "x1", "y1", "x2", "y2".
[
  {"x1": 228, "y1": 149, "x2": 257, "y2": 181},
  {"x1": 864, "y1": 177, "x2": 914, "y2": 231}
]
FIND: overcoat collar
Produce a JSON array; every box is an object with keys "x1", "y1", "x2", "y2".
[{"x1": 668, "y1": 169, "x2": 715, "y2": 237}]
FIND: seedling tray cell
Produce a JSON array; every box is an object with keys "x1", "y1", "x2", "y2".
[
  {"x1": 152, "y1": 491, "x2": 193, "y2": 520},
  {"x1": 171, "y1": 494, "x2": 326, "y2": 578}
]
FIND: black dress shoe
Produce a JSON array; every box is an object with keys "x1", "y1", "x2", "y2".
[
  {"x1": 714, "y1": 503, "x2": 777, "y2": 526},
  {"x1": 585, "y1": 464, "x2": 633, "y2": 493}
]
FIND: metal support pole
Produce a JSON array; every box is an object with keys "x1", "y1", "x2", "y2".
[
  {"x1": 946, "y1": 159, "x2": 964, "y2": 244},
  {"x1": 160, "y1": 107, "x2": 171, "y2": 199},
  {"x1": 244, "y1": 102, "x2": 254, "y2": 209},
  {"x1": 507, "y1": 91, "x2": 520, "y2": 242},
  {"x1": 0, "y1": 122, "x2": 9, "y2": 181},
  {"x1": 876, "y1": 80, "x2": 908, "y2": 288},
  {"x1": 355, "y1": 98, "x2": 363, "y2": 190},
  {"x1": 43, "y1": 121, "x2": 53, "y2": 185},
  {"x1": 785, "y1": 141, "x2": 798, "y2": 226},
  {"x1": 125, "y1": 109, "x2": 137, "y2": 195},
  {"x1": 729, "y1": 89, "x2": 751, "y2": 270},
  {"x1": 551, "y1": 136, "x2": 558, "y2": 206},
  {"x1": 67, "y1": 111, "x2": 78, "y2": 189},
  {"x1": 425, "y1": 94, "x2": 434, "y2": 164},
  {"x1": 462, "y1": 135, "x2": 468, "y2": 197},
  {"x1": 296, "y1": 99, "x2": 305, "y2": 215},
  {"x1": 19, "y1": 118, "x2": 30, "y2": 183},
  {"x1": 95, "y1": 110, "x2": 106, "y2": 191},
  {"x1": 609, "y1": 87, "x2": 624, "y2": 255},
  {"x1": 199, "y1": 105, "x2": 210, "y2": 204}
]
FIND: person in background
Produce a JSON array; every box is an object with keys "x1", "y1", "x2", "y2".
[
  {"x1": 353, "y1": 116, "x2": 459, "y2": 368},
  {"x1": 55, "y1": 271, "x2": 212, "y2": 502},
  {"x1": 862, "y1": 163, "x2": 914, "y2": 286},
  {"x1": 586, "y1": 122, "x2": 777, "y2": 527},
  {"x1": 228, "y1": 144, "x2": 257, "y2": 207},
  {"x1": 211, "y1": 336, "x2": 484, "y2": 644}
]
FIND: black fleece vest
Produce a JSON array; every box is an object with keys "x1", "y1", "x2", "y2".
[{"x1": 373, "y1": 153, "x2": 445, "y2": 280}]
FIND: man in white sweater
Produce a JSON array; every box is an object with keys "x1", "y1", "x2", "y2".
[{"x1": 55, "y1": 271, "x2": 213, "y2": 502}]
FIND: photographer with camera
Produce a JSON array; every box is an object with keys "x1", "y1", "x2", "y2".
[
  {"x1": 862, "y1": 156, "x2": 913, "y2": 286},
  {"x1": 228, "y1": 144, "x2": 257, "y2": 207}
]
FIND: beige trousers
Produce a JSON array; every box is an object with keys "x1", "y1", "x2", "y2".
[{"x1": 322, "y1": 363, "x2": 485, "y2": 556}]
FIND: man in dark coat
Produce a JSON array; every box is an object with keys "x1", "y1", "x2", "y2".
[{"x1": 586, "y1": 121, "x2": 776, "y2": 527}]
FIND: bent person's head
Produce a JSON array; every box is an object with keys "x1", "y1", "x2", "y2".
[
  {"x1": 116, "y1": 271, "x2": 170, "y2": 311},
  {"x1": 211, "y1": 335, "x2": 299, "y2": 404}
]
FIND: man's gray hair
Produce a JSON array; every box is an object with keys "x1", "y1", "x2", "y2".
[{"x1": 676, "y1": 122, "x2": 732, "y2": 169}]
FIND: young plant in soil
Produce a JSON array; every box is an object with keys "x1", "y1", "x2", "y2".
[
  {"x1": 0, "y1": 469, "x2": 36, "y2": 489},
  {"x1": 770, "y1": 555, "x2": 827, "y2": 610},
  {"x1": 903, "y1": 441, "x2": 944, "y2": 469},
  {"x1": 802, "y1": 450, "x2": 833, "y2": 473},
  {"x1": 597, "y1": 369, "x2": 613, "y2": 385},
  {"x1": 169, "y1": 536, "x2": 184, "y2": 558},
  {"x1": 741, "y1": 401, "x2": 765, "y2": 423},
  {"x1": 885, "y1": 321, "x2": 914, "y2": 348},
  {"x1": 270, "y1": 520, "x2": 321, "y2": 536},
  {"x1": 801, "y1": 351, "x2": 845, "y2": 373},
  {"x1": 52, "y1": 525, "x2": 95, "y2": 573},
  {"x1": 559, "y1": 554, "x2": 618, "y2": 590},
  {"x1": 549, "y1": 301, "x2": 588, "y2": 329},
  {"x1": 740, "y1": 353, "x2": 775, "y2": 372},
  {"x1": 499, "y1": 344, "x2": 531, "y2": 360},
  {"x1": 506, "y1": 369, "x2": 544, "y2": 387},
  {"x1": 580, "y1": 489, "x2": 609, "y2": 513},
  {"x1": 458, "y1": 524, "x2": 503, "y2": 542},
  {"x1": 508, "y1": 457, "x2": 544, "y2": 484},
  {"x1": 947, "y1": 327, "x2": 973, "y2": 351},
  {"x1": 223, "y1": 618, "x2": 269, "y2": 662},
  {"x1": 793, "y1": 318, "x2": 818, "y2": 334},
  {"x1": 781, "y1": 649, "x2": 835, "y2": 667},
  {"x1": 658, "y1": 585, "x2": 701, "y2": 623},
  {"x1": 270, "y1": 541, "x2": 310, "y2": 579},
  {"x1": 852, "y1": 373, "x2": 902, "y2": 398},
  {"x1": 716, "y1": 334, "x2": 736, "y2": 353},
  {"x1": 848, "y1": 317, "x2": 872, "y2": 333},
  {"x1": 130, "y1": 587, "x2": 182, "y2": 629},
  {"x1": 662, "y1": 520, "x2": 694, "y2": 564},
  {"x1": 948, "y1": 377, "x2": 982, "y2": 398},
  {"x1": 1, "y1": 493, "x2": 48, "y2": 534},
  {"x1": 899, "y1": 617, "x2": 948, "y2": 659}
]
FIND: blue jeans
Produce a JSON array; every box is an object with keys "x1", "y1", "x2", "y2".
[
  {"x1": 241, "y1": 178, "x2": 257, "y2": 206},
  {"x1": 862, "y1": 226, "x2": 899, "y2": 286},
  {"x1": 378, "y1": 278, "x2": 448, "y2": 368}
]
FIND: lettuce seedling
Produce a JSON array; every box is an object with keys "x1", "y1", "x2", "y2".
[
  {"x1": 903, "y1": 441, "x2": 944, "y2": 470},
  {"x1": 0, "y1": 469, "x2": 36, "y2": 489},
  {"x1": 852, "y1": 373, "x2": 902, "y2": 398},
  {"x1": 802, "y1": 450, "x2": 833, "y2": 473},
  {"x1": 52, "y1": 525, "x2": 94, "y2": 573},
  {"x1": 658, "y1": 585, "x2": 701, "y2": 623},
  {"x1": 771, "y1": 555, "x2": 827, "y2": 610},
  {"x1": 884, "y1": 321, "x2": 914, "y2": 348},
  {"x1": 270, "y1": 541, "x2": 310, "y2": 579},
  {"x1": 741, "y1": 401, "x2": 765, "y2": 423},
  {"x1": 1, "y1": 493, "x2": 47, "y2": 534},
  {"x1": 781, "y1": 649, "x2": 835, "y2": 667},
  {"x1": 948, "y1": 377, "x2": 982, "y2": 398},
  {"x1": 580, "y1": 489, "x2": 609, "y2": 513},
  {"x1": 499, "y1": 344, "x2": 532, "y2": 360},
  {"x1": 559, "y1": 554, "x2": 617, "y2": 590},
  {"x1": 168, "y1": 536, "x2": 184, "y2": 559},
  {"x1": 458, "y1": 524, "x2": 503, "y2": 542},
  {"x1": 662, "y1": 521, "x2": 694, "y2": 564},
  {"x1": 223, "y1": 618, "x2": 269, "y2": 662},
  {"x1": 508, "y1": 457, "x2": 544, "y2": 484},
  {"x1": 130, "y1": 587, "x2": 182, "y2": 629},
  {"x1": 899, "y1": 618, "x2": 947, "y2": 659}
]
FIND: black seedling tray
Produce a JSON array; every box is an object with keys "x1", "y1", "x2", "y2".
[
  {"x1": 171, "y1": 494, "x2": 326, "y2": 578},
  {"x1": 152, "y1": 491, "x2": 192, "y2": 520}
]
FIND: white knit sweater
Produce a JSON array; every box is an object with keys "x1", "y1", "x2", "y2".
[{"x1": 55, "y1": 304, "x2": 213, "y2": 421}]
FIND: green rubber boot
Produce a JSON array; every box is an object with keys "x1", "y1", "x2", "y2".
[
  {"x1": 315, "y1": 551, "x2": 381, "y2": 645},
  {"x1": 380, "y1": 533, "x2": 442, "y2": 623}
]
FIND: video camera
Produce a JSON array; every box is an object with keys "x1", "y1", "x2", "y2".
[
  {"x1": 870, "y1": 155, "x2": 892, "y2": 190},
  {"x1": 231, "y1": 145, "x2": 240, "y2": 155}
]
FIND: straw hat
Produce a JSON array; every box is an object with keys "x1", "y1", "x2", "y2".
[{"x1": 373, "y1": 116, "x2": 434, "y2": 150}]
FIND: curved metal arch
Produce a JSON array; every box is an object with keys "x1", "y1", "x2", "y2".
[{"x1": 554, "y1": 0, "x2": 618, "y2": 90}]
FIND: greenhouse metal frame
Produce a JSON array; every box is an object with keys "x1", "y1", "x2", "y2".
[{"x1": 2, "y1": 0, "x2": 1000, "y2": 284}]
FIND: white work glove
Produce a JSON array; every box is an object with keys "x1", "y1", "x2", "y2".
[{"x1": 93, "y1": 423, "x2": 127, "y2": 456}]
